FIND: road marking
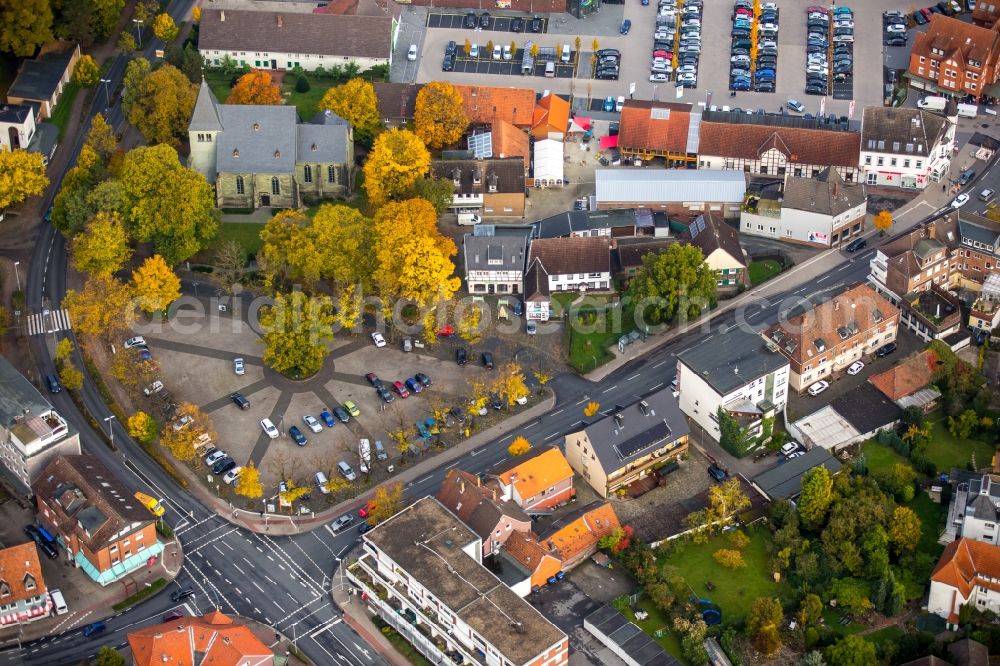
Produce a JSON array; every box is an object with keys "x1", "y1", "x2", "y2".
[
  {"x1": 626, "y1": 374, "x2": 640, "y2": 381},
  {"x1": 446, "y1": 460, "x2": 461, "y2": 469},
  {"x1": 499, "y1": 434, "x2": 513, "y2": 443},
  {"x1": 417, "y1": 475, "x2": 433, "y2": 483},
  {"x1": 650, "y1": 382, "x2": 664, "y2": 390},
  {"x1": 544, "y1": 431, "x2": 560, "y2": 441},
  {"x1": 469, "y1": 448, "x2": 483, "y2": 456},
  {"x1": 676, "y1": 343, "x2": 696, "y2": 355},
  {"x1": 601, "y1": 384, "x2": 618, "y2": 393},
  {"x1": 817, "y1": 274, "x2": 830, "y2": 283},
  {"x1": 551, "y1": 408, "x2": 564, "y2": 416},
  {"x1": 653, "y1": 360, "x2": 667, "y2": 368}
]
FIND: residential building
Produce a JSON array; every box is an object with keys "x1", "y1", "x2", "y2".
[
  {"x1": 435, "y1": 469, "x2": 532, "y2": 555},
  {"x1": 348, "y1": 497, "x2": 569, "y2": 666},
  {"x1": 0, "y1": 104, "x2": 35, "y2": 151},
  {"x1": 617, "y1": 100, "x2": 698, "y2": 167},
  {"x1": 373, "y1": 82, "x2": 422, "y2": 128},
  {"x1": 6, "y1": 42, "x2": 81, "y2": 119},
  {"x1": 928, "y1": 538, "x2": 1000, "y2": 628},
  {"x1": 869, "y1": 349, "x2": 943, "y2": 412},
  {"x1": 683, "y1": 211, "x2": 748, "y2": 292},
  {"x1": 952, "y1": 475, "x2": 1000, "y2": 544},
  {"x1": 614, "y1": 238, "x2": 676, "y2": 281},
  {"x1": 972, "y1": 0, "x2": 1000, "y2": 26},
  {"x1": 430, "y1": 158, "x2": 526, "y2": 218},
  {"x1": 741, "y1": 167, "x2": 867, "y2": 247},
  {"x1": 0, "y1": 355, "x2": 80, "y2": 495},
  {"x1": 897, "y1": 284, "x2": 965, "y2": 343},
  {"x1": 462, "y1": 225, "x2": 530, "y2": 295},
  {"x1": 790, "y1": 383, "x2": 902, "y2": 451},
  {"x1": 532, "y1": 93, "x2": 571, "y2": 140},
  {"x1": 860, "y1": 106, "x2": 955, "y2": 188},
  {"x1": 188, "y1": 81, "x2": 353, "y2": 207},
  {"x1": 563, "y1": 387, "x2": 689, "y2": 498},
  {"x1": 128, "y1": 610, "x2": 273, "y2": 665},
  {"x1": 594, "y1": 169, "x2": 746, "y2": 219},
  {"x1": 869, "y1": 216, "x2": 959, "y2": 303},
  {"x1": 491, "y1": 120, "x2": 530, "y2": 171},
  {"x1": 970, "y1": 272, "x2": 1000, "y2": 333},
  {"x1": 198, "y1": 9, "x2": 397, "y2": 72},
  {"x1": 948, "y1": 638, "x2": 990, "y2": 666},
  {"x1": 502, "y1": 530, "x2": 563, "y2": 591},
  {"x1": 539, "y1": 503, "x2": 621, "y2": 569},
  {"x1": 676, "y1": 328, "x2": 790, "y2": 443},
  {"x1": 485, "y1": 446, "x2": 575, "y2": 513},
  {"x1": 908, "y1": 14, "x2": 1000, "y2": 100},
  {"x1": 585, "y1": 606, "x2": 683, "y2": 666},
  {"x1": 0, "y1": 543, "x2": 50, "y2": 627},
  {"x1": 750, "y1": 447, "x2": 842, "y2": 500},
  {"x1": 697, "y1": 110, "x2": 861, "y2": 182},
  {"x1": 33, "y1": 455, "x2": 162, "y2": 586},
  {"x1": 532, "y1": 208, "x2": 648, "y2": 240},
  {"x1": 453, "y1": 85, "x2": 536, "y2": 128},
  {"x1": 523, "y1": 237, "x2": 612, "y2": 320},
  {"x1": 957, "y1": 211, "x2": 1000, "y2": 283},
  {"x1": 762, "y1": 283, "x2": 899, "y2": 392}
]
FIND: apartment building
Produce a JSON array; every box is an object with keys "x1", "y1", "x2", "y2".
[
  {"x1": 908, "y1": 14, "x2": 1000, "y2": 99},
  {"x1": 430, "y1": 158, "x2": 527, "y2": 218},
  {"x1": 129, "y1": 610, "x2": 273, "y2": 665},
  {"x1": 0, "y1": 543, "x2": 50, "y2": 627},
  {"x1": 869, "y1": 216, "x2": 959, "y2": 302},
  {"x1": 762, "y1": 283, "x2": 899, "y2": 392},
  {"x1": 929, "y1": 538, "x2": 1000, "y2": 628},
  {"x1": 462, "y1": 226, "x2": 530, "y2": 295},
  {"x1": 436, "y1": 469, "x2": 533, "y2": 556},
  {"x1": 860, "y1": 106, "x2": 955, "y2": 188}
]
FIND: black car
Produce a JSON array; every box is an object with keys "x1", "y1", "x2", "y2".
[
  {"x1": 708, "y1": 464, "x2": 727, "y2": 482},
  {"x1": 445, "y1": 40, "x2": 457, "y2": 55},
  {"x1": 755, "y1": 81, "x2": 776, "y2": 92},
  {"x1": 511, "y1": 17, "x2": 523, "y2": 32},
  {"x1": 415, "y1": 372, "x2": 432, "y2": 387},
  {"x1": 885, "y1": 36, "x2": 907, "y2": 46},
  {"x1": 449, "y1": 406, "x2": 466, "y2": 424},
  {"x1": 875, "y1": 342, "x2": 898, "y2": 358},
  {"x1": 597, "y1": 48, "x2": 621, "y2": 58},
  {"x1": 333, "y1": 406, "x2": 350, "y2": 423},
  {"x1": 959, "y1": 169, "x2": 977, "y2": 185},
  {"x1": 230, "y1": 392, "x2": 250, "y2": 410},
  {"x1": 463, "y1": 11, "x2": 476, "y2": 28},
  {"x1": 377, "y1": 386, "x2": 394, "y2": 403},
  {"x1": 478, "y1": 12, "x2": 490, "y2": 28},
  {"x1": 170, "y1": 586, "x2": 195, "y2": 602},
  {"x1": 212, "y1": 457, "x2": 236, "y2": 475},
  {"x1": 442, "y1": 55, "x2": 454, "y2": 71},
  {"x1": 845, "y1": 237, "x2": 867, "y2": 252},
  {"x1": 482, "y1": 352, "x2": 494, "y2": 369},
  {"x1": 805, "y1": 85, "x2": 826, "y2": 95},
  {"x1": 289, "y1": 426, "x2": 307, "y2": 446},
  {"x1": 529, "y1": 15, "x2": 542, "y2": 32},
  {"x1": 490, "y1": 392, "x2": 503, "y2": 410},
  {"x1": 596, "y1": 71, "x2": 618, "y2": 80},
  {"x1": 913, "y1": 10, "x2": 928, "y2": 24},
  {"x1": 365, "y1": 372, "x2": 382, "y2": 388},
  {"x1": 456, "y1": 348, "x2": 467, "y2": 366}
]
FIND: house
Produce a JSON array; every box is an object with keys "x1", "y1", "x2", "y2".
[
  {"x1": 188, "y1": 81, "x2": 353, "y2": 208},
  {"x1": 484, "y1": 446, "x2": 575, "y2": 513},
  {"x1": 860, "y1": 106, "x2": 955, "y2": 188},
  {"x1": 32, "y1": 455, "x2": 162, "y2": 586},
  {"x1": 970, "y1": 273, "x2": 1000, "y2": 334},
  {"x1": 462, "y1": 225, "x2": 530, "y2": 295},
  {"x1": 957, "y1": 211, "x2": 1000, "y2": 283},
  {"x1": 532, "y1": 138, "x2": 564, "y2": 187},
  {"x1": 453, "y1": 85, "x2": 536, "y2": 128},
  {"x1": 869, "y1": 215, "x2": 959, "y2": 303},
  {"x1": 563, "y1": 387, "x2": 689, "y2": 498},
  {"x1": 676, "y1": 328, "x2": 790, "y2": 443},
  {"x1": 585, "y1": 606, "x2": 683, "y2": 666},
  {"x1": 972, "y1": 0, "x2": 1000, "y2": 26},
  {"x1": 614, "y1": 238, "x2": 677, "y2": 281},
  {"x1": 6, "y1": 42, "x2": 81, "y2": 119},
  {"x1": 594, "y1": 169, "x2": 746, "y2": 218},
  {"x1": 430, "y1": 158, "x2": 526, "y2": 218},
  {"x1": 523, "y1": 237, "x2": 612, "y2": 321},
  {"x1": 790, "y1": 383, "x2": 903, "y2": 451},
  {"x1": 491, "y1": 120, "x2": 530, "y2": 171},
  {"x1": 908, "y1": 14, "x2": 1000, "y2": 100},
  {"x1": 948, "y1": 638, "x2": 990, "y2": 666},
  {"x1": 0, "y1": 355, "x2": 80, "y2": 495},
  {"x1": 0, "y1": 105, "x2": 35, "y2": 151},
  {"x1": 0, "y1": 543, "x2": 50, "y2": 627},
  {"x1": 897, "y1": 284, "x2": 965, "y2": 343},
  {"x1": 928, "y1": 538, "x2": 1000, "y2": 628},
  {"x1": 683, "y1": 211, "x2": 748, "y2": 292},
  {"x1": 762, "y1": 283, "x2": 899, "y2": 392},
  {"x1": 951, "y1": 474, "x2": 1000, "y2": 545},
  {"x1": 741, "y1": 167, "x2": 867, "y2": 247},
  {"x1": 373, "y1": 82, "x2": 422, "y2": 128},
  {"x1": 198, "y1": 9, "x2": 396, "y2": 73},
  {"x1": 869, "y1": 349, "x2": 943, "y2": 412},
  {"x1": 697, "y1": 109, "x2": 861, "y2": 182},
  {"x1": 502, "y1": 530, "x2": 563, "y2": 591},
  {"x1": 532, "y1": 93, "x2": 571, "y2": 140},
  {"x1": 533, "y1": 208, "x2": 646, "y2": 240},
  {"x1": 128, "y1": 610, "x2": 273, "y2": 665},
  {"x1": 539, "y1": 503, "x2": 621, "y2": 569},
  {"x1": 750, "y1": 447, "x2": 842, "y2": 500},
  {"x1": 347, "y1": 497, "x2": 569, "y2": 666},
  {"x1": 435, "y1": 469, "x2": 532, "y2": 555},
  {"x1": 617, "y1": 100, "x2": 698, "y2": 167}
]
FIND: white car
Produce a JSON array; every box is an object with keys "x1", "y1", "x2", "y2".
[
  {"x1": 806, "y1": 64, "x2": 828, "y2": 75},
  {"x1": 303, "y1": 414, "x2": 323, "y2": 433},
  {"x1": 492, "y1": 44, "x2": 502, "y2": 60},
  {"x1": 371, "y1": 332, "x2": 386, "y2": 348},
  {"x1": 847, "y1": 360, "x2": 865, "y2": 375},
  {"x1": 124, "y1": 336, "x2": 146, "y2": 349},
  {"x1": 952, "y1": 193, "x2": 970, "y2": 208},
  {"x1": 223, "y1": 467, "x2": 242, "y2": 485},
  {"x1": 233, "y1": 357, "x2": 245, "y2": 375},
  {"x1": 172, "y1": 415, "x2": 193, "y2": 431},
  {"x1": 787, "y1": 451, "x2": 806, "y2": 459},
  {"x1": 780, "y1": 441, "x2": 800, "y2": 457},
  {"x1": 407, "y1": 44, "x2": 418, "y2": 61},
  {"x1": 205, "y1": 450, "x2": 228, "y2": 466},
  {"x1": 807, "y1": 380, "x2": 830, "y2": 396},
  {"x1": 143, "y1": 380, "x2": 164, "y2": 396},
  {"x1": 677, "y1": 73, "x2": 697, "y2": 83},
  {"x1": 835, "y1": 20, "x2": 854, "y2": 28},
  {"x1": 503, "y1": 44, "x2": 512, "y2": 60},
  {"x1": 470, "y1": 43, "x2": 479, "y2": 58},
  {"x1": 676, "y1": 65, "x2": 697, "y2": 74},
  {"x1": 516, "y1": 394, "x2": 528, "y2": 405},
  {"x1": 616, "y1": 96, "x2": 625, "y2": 112},
  {"x1": 261, "y1": 418, "x2": 279, "y2": 439},
  {"x1": 650, "y1": 73, "x2": 669, "y2": 82},
  {"x1": 886, "y1": 23, "x2": 906, "y2": 33},
  {"x1": 833, "y1": 33, "x2": 854, "y2": 42}
]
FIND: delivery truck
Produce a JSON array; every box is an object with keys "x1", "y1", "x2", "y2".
[{"x1": 917, "y1": 96, "x2": 948, "y2": 111}]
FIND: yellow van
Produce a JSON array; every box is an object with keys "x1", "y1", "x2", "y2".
[{"x1": 134, "y1": 492, "x2": 165, "y2": 517}]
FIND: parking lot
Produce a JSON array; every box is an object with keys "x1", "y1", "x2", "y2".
[
  {"x1": 427, "y1": 12, "x2": 549, "y2": 33},
  {"x1": 448, "y1": 52, "x2": 575, "y2": 78}
]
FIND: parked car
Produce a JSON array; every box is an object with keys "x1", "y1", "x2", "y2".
[
  {"x1": 230, "y1": 392, "x2": 250, "y2": 410},
  {"x1": 338, "y1": 461, "x2": 357, "y2": 481},
  {"x1": 478, "y1": 11, "x2": 490, "y2": 27},
  {"x1": 415, "y1": 372, "x2": 432, "y2": 387},
  {"x1": 620, "y1": 19, "x2": 631, "y2": 34},
  {"x1": 333, "y1": 405, "x2": 350, "y2": 422},
  {"x1": 807, "y1": 380, "x2": 830, "y2": 396},
  {"x1": 482, "y1": 352, "x2": 494, "y2": 369},
  {"x1": 371, "y1": 332, "x2": 386, "y2": 348},
  {"x1": 223, "y1": 467, "x2": 242, "y2": 484},
  {"x1": 875, "y1": 342, "x2": 898, "y2": 358},
  {"x1": 707, "y1": 464, "x2": 727, "y2": 482},
  {"x1": 393, "y1": 380, "x2": 410, "y2": 398},
  {"x1": 404, "y1": 377, "x2": 423, "y2": 395},
  {"x1": 124, "y1": 336, "x2": 146, "y2": 349},
  {"x1": 212, "y1": 457, "x2": 236, "y2": 475},
  {"x1": 377, "y1": 386, "x2": 394, "y2": 403},
  {"x1": 260, "y1": 418, "x2": 279, "y2": 439},
  {"x1": 463, "y1": 11, "x2": 476, "y2": 28},
  {"x1": 780, "y1": 441, "x2": 801, "y2": 457},
  {"x1": 787, "y1": 99, "x2": 805, "y2": 113},
  {"x1": 344, "y1": 400, "x2": 361, "y2": 417},
  {"x1": 289, "y1": 426, "x2": 307, "y2": 446},
  {"x1": 456, "y1": 348, "x2": 467, "y2": 366},
  {"x1": 320, "y1": 409, "x2": 336, "y2": 427},
  {"x1": 845, "y1": 237, "x2": 867, "y2": 252}
]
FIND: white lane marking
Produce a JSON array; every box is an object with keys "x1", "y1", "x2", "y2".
[
  {"x1": 600, "y1": 384, "x2": 618, "y2": 393},
  {"x1": 626, "y1": 374, "x2": 640, "y2": 381}
]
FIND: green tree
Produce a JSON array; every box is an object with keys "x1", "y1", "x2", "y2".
[
  {"x1": 828, "y1": 578, "x2": 873, "y2": 615},
  {"x1": 0, "y1": 0, "x2": 53, "y2": 56},
  {"x1": 746, "y1": 597, "x2": 783, "y2": 656},
  {"x1": 874, "y1": 462, "x2": 917, "y2": 502},
  {"x1": 799, "y1": 466, "x2": 833, "y2": 529},
  {"x1": 948, "y1": 409, "x2": 980, "y2": 439},
  {"x1": 123, "y1": 63, "x2": 196, "y2": 146},
  {"x1": 825, "y1": 635, "x2": 877, "y2": 666},
  {"x1": 94, "y1": 645, "x2": 125, "y2": 666},
  {"x1": 71, "y1": 211, "x2": 131, "y2": 276},
  {"x1": 259, "y1": 291, "x2": 335, "y2": 378},
  {"x1": 800, "y1": 652, "x2": 826, "y2": 666},
  {"x1": 116, "y1": 30, "x2": 136, "y2": 52},
  {"x1": 151, "y1": 12, "x2": 178, "y2": 42},
  {"x1": 54, "y1": 0, "x2": 96, "y2": 46},
  {"x1": 408, "y1": 177, "x2": 456, "y2": 216},
  {"x1": 72, "y1": 54, "x2": 100, "y2": 87},
  {"x1": 717, "y1": 407, "x2": 751, "y2": 457},
  {"x1": 686, "y1": 478, "x2": 751, "y2": 540},
  {"x1": 626, "y1": 243, "x2": 717, "y2": 325},
  {"x1": 90, "y1": 0, "x2": 124, "y2": 38},
  {"x1": 798, "y1": 593, "x2": 823, "y2": 626},
  {"x1": 890, "y1": 506, "x2": 922, "y2": 556}
]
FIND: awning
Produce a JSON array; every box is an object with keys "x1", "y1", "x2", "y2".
[
  {"x1": 75, "y1": 541, "x2": 165, "y2": 586},
  {"x1": 574, "y1": 116, "x2": 592, "y2": 131},
  {"x1": 599, "y1": 135, "x2": 619, "y2": 150}
]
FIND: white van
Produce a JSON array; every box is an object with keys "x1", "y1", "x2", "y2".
[
  {"x1": 457, "y1": 212, "x2": 482, "y2": 226},
  {"x1": 50, "y1": 589, "x2": 68, "y2": 615},
  {"x1": 544, "y1": 61, "x2": 555, "y2": 77},
  {"x1": 917, "y1": 96, "x2": 948, "y2": 111},
  {"x1": 560, "y1": 44, "x2": 571, "y2": 63},
  {"x1": 957, "y1": 103, "x2": 978, "y2": 118},
  {"x1": 315, "y1": 471, "x2": 330, "y2": 494}
]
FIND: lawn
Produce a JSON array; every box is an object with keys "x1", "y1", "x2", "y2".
[
  {"x1": 922, "y1": 413, "x2": 995, "y2": 472},
  {"x1": 748, "y1": 260, "x2": 782, "y2": 286},
  {"x1": 209, "y1": 222, "x2": 264, "y2": 258},
  {"x1": 863, "y1": 625, "x2": 904, "y2": 645},
  {"x1": 203, "y1": 70, "x2": 335, "y2": 120},
  {"x1": 561, "y1": 296, "x2": 637, "y2": 373},
  {"x1": 621, "y1": 600, "x2": 688, "y2": 665},
  {"x1": 861, "y1": 440, "x2": 910, "y2": 476},
  {"x1": 662, "y1": 529, "x2": 792, "y2": 624},
  {"x1": 909, "y1": 491, "x2": 947, "y2": 559},
  {"x1": 48, "y1": 81, "x2": 81, "y2": 139}
]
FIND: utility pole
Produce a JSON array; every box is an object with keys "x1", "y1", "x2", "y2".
[{"x1": 104, "y1": 415, "x2": 116, "y2": 447}]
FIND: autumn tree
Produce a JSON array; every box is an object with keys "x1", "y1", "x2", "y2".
[
  {"x1": 132, "y1": 255, "x2": 181, "y2": 313},
  {"x1": 123, "y1": 62, "x2": 196, "y2": 146},
  {"x1": 258, "y1": 209, "x2": 316, "y2": 284},
  {"x1": 122, "y1": 57, "x2": 151, "y2": 112},
  {"x1": 259, "y1": 291, "x2": 335, "y2": 378},
  {"x1": 279, "y1": 480, "x2": 310, "y2": 506},
  {"x1": 457, "y1": 302, "x2": 484, "y2": 343},
  {"x1": 111, "y1": 347, "x2": 157, "y2": 390},
  {"x1": 152, "y1": 12, "x2": 178, "y2": 42},
  {"x1": 873, "y1": 210, "x2": 893, "y2": 234},
  {"x1": 127, "y1": 411, "x2": 159, "y2": 444},
  {"x1": 493, "y1": 362, "x2": 529, "y2": 407},
  {"x1": 508, "y1": 436, "x2": 531, "y2": 457},
  {"x1": 133, "y1": 0, "x2": 158, "y2": 24},
  {"x1": 116, "y1": 31, "x2": 136, "y2": 52},
  {"x1": 534, "y1": 371, "x2": 552, "y2": 389},
  {"x1": 311, "y1": 204, "x2": 374, "y2": 285},
  {"x1": 226, "y1": 70, "x2": 283, "y2": 105},
  {"x1": 235, "y1": 462, "x2": 263, "y2": 499},
  {"x1": 408, "y1": 176, "x2": 455, "y2": 216},
  {"x1": 363, "y1": 129, "x2": 431, "y2": 207},
  {"x1": 414, "y1": 81, "x2": 469, "y2": 149},
  {"x1": 90, "y1": 0, "x2": 125, "y2": 38},
  {"x1": 889, "y1": 506, "x2": 922, "y2": 556},
  {"x1": 63, "y1": 274, "x2": 135, "y2": 340},
  {"x1": 71, "y1": 211, "x2": 131, "y2": 276},
  {"x1": 713, "y1": 548, "x2": 745, "y2": 569},
  {"x1": 686, "y1": 478, "x2": 751, "y2": 539},
  {"x1": 366, "y1": 483, "x2": 404, "y2": 525},
  {"x1": 463, "y1": 38, "x2": 471, "y2": 55},
  {"x1": 55, "y1": 338, "x2": 74, "y2": 364},
  {"x1": 85, "y1": 113, "x2": 118, "y2": 158},
  {"x1": 627, "y1": 243, "x2": 717, "y2": 325},
  {"x1": 583, "y1": 401, "x2": 600, "y2": 417},
  {"x1": 58, "y1": 364, "x2": 84, "y2": 391},
  {"x1": 118, "y1": 144, "x2": 219, "y2": 264},
  {"x1": 160, "y1": 403, "x2": 216, "y2": 462},
  {"x1": 746, "y1": 597, "x2": 783, "y2": 656},
  {"x1": 72, "y1": 54, "x2": 100, "y2": 87},
  {"x1": 798, "y1": 466, "x2": 833, "y2": 529},
  {"x1": 825, "y1": 635, "x2": 877, "y2": 666},
  {"x1": 0, "y1": 0, "x2": 53, "y2": 56},
  {"x1": 319, "y1": 78, "x2": 380, "y2": 140},
  {"x1": 0, "y1": 150, "x2": 48, "y2": 211}
]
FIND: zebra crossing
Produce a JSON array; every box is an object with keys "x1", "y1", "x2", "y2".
[{"x1": 26, "y1": 308, "x2": 72, "y2": 336}]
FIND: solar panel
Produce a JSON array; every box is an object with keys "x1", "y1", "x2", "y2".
[
  {"x1": 468, "y1": 132, "x2": 493, "y2": 159},
  {"x1": 650, "y1": 107, "x2": 671, "y2": 120},
  {"x1": 612, "y1": 422, "x2": 671, "y2": 460},
  {"x1": 689, "y1": 215, "x2": 706, "y2": 238}
]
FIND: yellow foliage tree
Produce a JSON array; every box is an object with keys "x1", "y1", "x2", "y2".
[
  {"x1": 0, "y1": 150, "x2": 48, "y2": 210},
  {"x1": 85, "y1": 113, "x2": 118, "y2": 158},
  {"x1": 152, "y1": 12, "x2": 178, "y2": 42},
  {"x1": 311, "y1": 204, "x2": 374, "y2": 284},
  {"x1": 713, "y1": 548, "x2": 746, "y2": 569},
  {"x1": 192, "y1": 6, "x2": 201, "y2": 22},
  {"x1": 493, "y1": 362, "x2": 529, "y2": 407},
  {"x1": 363, "y1": 129, "x2": 430, "y2": 207},
  {"x1": 533, "y1": 371, "x2": 552, "y2": 388},
  {"x1": 583, "y1": 401, "x2": 600, "y2": 417},
  {"x1": 874, "y1": 210, "x2": 893, "y2": 233},
  {"x1": 366, "y1": 483, "x2": 404, "y2": 525},
  {"x1": 127, "y1": 411, "x2": 159, "y2": 443},
  {"x1": 55, "y1": 339, "x2": 74, "y2": 365},
  {"x1": 259, "y1": 291, "x2": 335, "y2": 378},
  {"x1": 226, "y1": 70, "x2": 283, "y2": 105},
  {"x1": 319, "y1": 78, "x2": 380, "y2": 138},
  {"x1": 395, "y1": 235, "x2": 461, "y2": 307},
  {"x1": 334, "y1": 284, "x2": 363, "y2": 333},
  {"x1": 259, "y1": 209, "x2": 317, "y2": 284},
  {"x1": 131, "y1": 255, "x2": 182, "y2": 313},
  {"x1": 63, "y1": 274, "x2": 135, "y2": 340},
  {"x1": 72, "y1": 54, "x2": 100, "y2": 87},
  {"x1": 72, "y1": 211, "x2": 132, "y2": 276},
  {"x1": 58, "y1": 363, "x2": 84, "y2": 391},
  {"x1": 507, "y1": 435, "x2": 531, "y2": 457},
  {"x1": 235, "y1": 462, "x2": 263, "y2": 499},
  {"x1": 279, "y1": 480, "x2": 310, "y2": 505},
  {"x1": 124, "y1": 64, "x2": 196, "y2": 146},
  {"x1": 111, "y1": 347, "x2": 157, "y2": 390},
  {"x1": 414, "y1": 81, "x2": 469, "y2": 149},
  {"x1": 457, "y1": 301, "x2": 484, "y2": 343},
  {"x1": 160, "y1": 402, "x2": 216, "y2": 462}
]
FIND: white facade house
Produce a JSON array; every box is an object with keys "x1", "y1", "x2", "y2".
[
  {"x1": 675, "y1": 329, "x2": 790, "y2": 442},
  {"x1": 462, "y1": 227, "x2": 530, "y2": 295},
  {"x1": 928, "y1": 538, "x2": 1000, "y2": 628},
  {"x1": 524, "y1": 237, "x2": 612, "y2": 321},
  {"x1": 860, "y1": 106, "x2": 955, "y2": 189},
  {"x1": 0, "y1": 104, "x2": 35, "y2": 152}
]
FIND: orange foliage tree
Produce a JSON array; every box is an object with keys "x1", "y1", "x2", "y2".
[{"x1": 226, "y1": 70, "x2": 283, "y2": 105}]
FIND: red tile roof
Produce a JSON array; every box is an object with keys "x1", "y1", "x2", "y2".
[
  {"x1": 495, "y1": 447, "x2": 573, "y2": 500},
  {"x1": 932, "y1": 538, "x2": 1000, "y2": 600},
  {"x1": 491, "y1": 120, "x2": 529, "y2": 166},
  {"x1": 527, "y1": 236, "x2": 611, "y2": 276},
  {"x1": 504, "y1": 530, "x2": 562, "y2": 588},
  {"x1": 699, "y1": 120, "x2": 860, "y2": 168},
  {"x1": 618, "y1": 101, "x2": 693, "y2": 154},
  {"x1": 129, "y1": 610, "x2": 273, "y2": 666},
  {"x1": 911, "y1": 14, "x2": 1000, "y2": 70},
  {"x1": 869, "y1": 350, "x2": 940, "y2": 400},
  {"x1": 544, "y1": 503, "x2": 620, "y2": 565},
  {"x1": 0, "y1": 543, "x2": 46, "y2": 606},
  {"x1": 532, "y1": 93, "x2": 570, "y2": 139},
  {"x1": 454, "y1": 85, "x2": 536, "y2": 127}
]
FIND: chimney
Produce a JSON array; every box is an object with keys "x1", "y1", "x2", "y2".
[
  {"x1": 276, "y1": 14, "x2": 283, "y2": 27},
  {"x1": 220, "y1": 10, "x2": 225, "y2": 21},
  {"x1": 982, "y1": 475, "x2": 991, "y2": 495},
  {"x1": 832, "y1": 181, "x2": 839, "y2": 197},
  {"x1": 459, "y1": 478, "x2": 465, "y2": 494},
  {"x1": 994, "y1": 449, "x2": 1000, "y2": 474},
  {"x1": 936, "y1": 303, "x2": 941, "y2": 318}
]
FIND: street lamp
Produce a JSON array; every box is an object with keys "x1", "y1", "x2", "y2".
[
  {"x1": 12, "y1": 261, "x2": 20, "y2": 293},
  {"x1": 103, "y1": 415, "x2": 116, "y2": 447},
  {"x1": 99, "y1": 78, "x2": 112, "y2": 109},
  {"x1": 133, "y1": 19, "x2": 144, "y2": 48},
  {"x1": 192, "y1": 281, "x2": 199, "y2": 298}
]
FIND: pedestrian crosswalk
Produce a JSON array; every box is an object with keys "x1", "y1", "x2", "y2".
[{"x1": 26, "y1": 308, "x2": 72, "y2": 336}]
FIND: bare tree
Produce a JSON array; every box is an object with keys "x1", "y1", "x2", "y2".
[{"x1": 213, "y1": 240, "x2": 247, "y2": 293}]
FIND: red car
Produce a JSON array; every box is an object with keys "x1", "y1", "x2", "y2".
[
  {"x1": 653, "y1": 50, "x2": 669, "y2": 59},
  {"x1": 436, "y1": 325, "x2": 456, "y2": 337},
  {"x1": 359, "y1": 502, "x2": 376, "y2": 518},
  {"x1": 393, "y1": 380, "x2": 410, "y2": 398},
  {"x1": 806, "y1": 6, "x2": 827, "y2": 13}
]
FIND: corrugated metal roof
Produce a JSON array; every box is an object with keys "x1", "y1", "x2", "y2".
[{"x1": 595, "y1": 169, "x2": 745, "y2": 204}]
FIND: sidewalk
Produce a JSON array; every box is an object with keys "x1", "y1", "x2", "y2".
[{"x1": 330, "y1": 562, "x2": 410, "y2": 666}]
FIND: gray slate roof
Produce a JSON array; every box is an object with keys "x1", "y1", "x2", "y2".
[
  {"x1": 829, "y1": 383, "x2": 902, "y2": 435},
  {"x1": 781, "y1": 167, "x2": 867, "y2": 217},
  {"x1": 0, "y1": 104, "x2": 32, "y2": 124},
  {"x1": 8, "y1": 46, "x2": 76, "y2": 101},
  {"x1": 0, "y1": 356, "x2": 53, "y2": 428},
  {"x1": 751, "y1": 446, "x2": 842, "y2": 499},
  {"x1": 595, "y1": 169, "x2": 746, "y2": 204},
  {"x1": 532, "y1": 208, "x2": 639, "y2": 239},
  {"x1": 189, "y1": 80, "x2": 223, "y2": 132},
  {"x1": 861, "y1": 106, "x2": 949, "y2": 157},
  {"x1": 463, "y1": 228, "x2": 529, "y2": 275},
  {"x1": 584, "y1": 605, "x2": 681, "y2": 666},
  {"x1": 958, "y1": 211, "x2": 1000, "y2": 257},
  {"x1": 677, "y1": 328, "x2": 789, "y2": 396}
]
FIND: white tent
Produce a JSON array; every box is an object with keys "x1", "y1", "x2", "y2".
[{"x1": 532, "y1": 139, "x2": 564, "y2": 187}]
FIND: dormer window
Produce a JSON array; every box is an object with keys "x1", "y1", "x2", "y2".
[
  {"x1": 0, "y1": 581, "x2": 8, "y2": 598},
  {"x1": 253, "y1": 123, "x2": 260, "y2": 131},
  {"x1": 22, "y1": 574, "x2": 35, "y2": 591},
  {"x1": 232, "y1": 148, "x2": 240, "y2": 158}
]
